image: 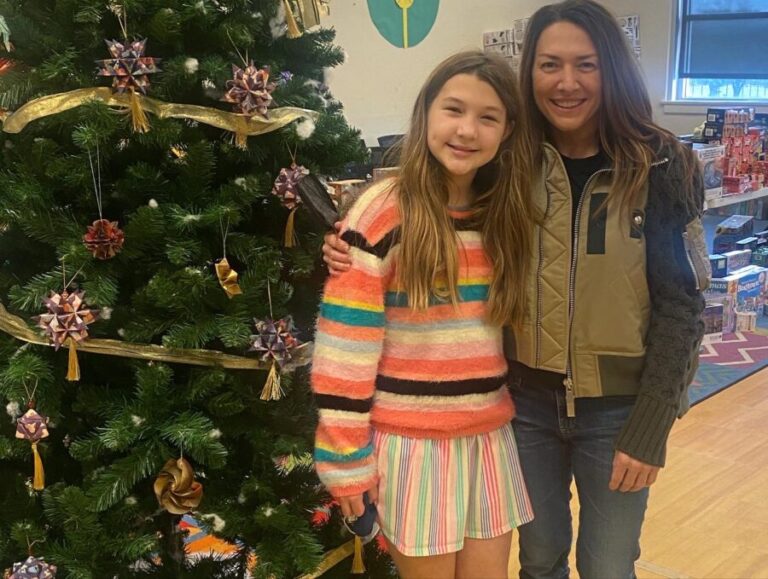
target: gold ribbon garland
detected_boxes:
[0,302,312,371]
[296,539,355,579]
[0,87,319,139]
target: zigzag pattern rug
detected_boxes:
[690,318,768,405]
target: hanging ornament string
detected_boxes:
[267,279,274,320]
[61,261,86,293]
[215,215,243,298]
[87,143,103,220]
[83,145,125,260]
[23,377,39,408]
[115,3,129,41]
[226,30,249,69]
[27,537,44,556]
[221,215,229,260]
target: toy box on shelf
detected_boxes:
[712,215,754,253]
[704,266,768,328]
[704,293,736,338]
[702,301,725,343]
[692,143,725,202]
[697,107,768,205]
[722,249,752,274]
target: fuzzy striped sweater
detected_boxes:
[312,180,514,497]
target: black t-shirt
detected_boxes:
[562,151,609,225]
[509,150,610,389]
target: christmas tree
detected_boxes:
[0,1,392,577]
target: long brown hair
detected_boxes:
[519,0,699,214]
[396,51,536,327]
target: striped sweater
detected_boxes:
[312,179,514,497]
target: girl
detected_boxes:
[323,2,709,577]
[312,51,535,578]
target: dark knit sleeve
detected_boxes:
[615,153,706,467]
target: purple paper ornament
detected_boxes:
[95,38,161,94]
[221,62,276,117]
[34,290,99,350]
[8,555,57,579]
[16,409,50,443]
[272,164,309,210]
[248,316,301,368]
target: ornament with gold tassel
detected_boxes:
[15,379,50,492]
[272,147,310,247]
[248,283,301,401]
[33,265,100,382]
[220,39,278,149]
[95,6,160,134]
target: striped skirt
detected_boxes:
[372,423,533,557]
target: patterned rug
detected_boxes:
[181,515,238,559]
[689,318,768,405]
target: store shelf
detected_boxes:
[705,187,768,210]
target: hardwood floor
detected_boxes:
[508,367,768,579]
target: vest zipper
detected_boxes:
[564,167,611,418]
[681,231,700,292]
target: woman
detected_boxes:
[323,2,708,577]
[506,2,707,578]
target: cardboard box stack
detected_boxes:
[699,108,768,201]
[705,216,768,336]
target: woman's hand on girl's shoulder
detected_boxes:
[323,221,353,275]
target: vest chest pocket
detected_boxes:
[682,217,711,291]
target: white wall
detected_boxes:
[324,0,767,145]
[324,0,545,145]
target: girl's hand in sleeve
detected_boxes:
[338,481,378,518]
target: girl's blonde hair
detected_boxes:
[394,50,536,327]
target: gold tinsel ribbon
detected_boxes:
[0,302,312,371]
[0,87,319,142]
[296,539,356,579]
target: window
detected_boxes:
[676,0,768,100]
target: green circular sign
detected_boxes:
[367,0,440,49]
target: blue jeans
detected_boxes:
[510,382,649,579]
